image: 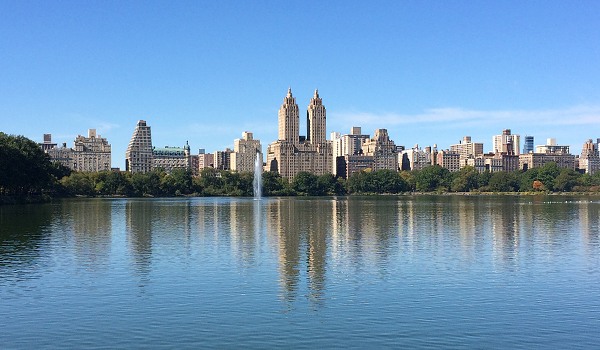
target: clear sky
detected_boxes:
[1,0,599,169]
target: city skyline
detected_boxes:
[1,1,599,169]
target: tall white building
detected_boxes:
[331,127,371,175]
[450,136,483,159]
[492,129,520,155]
[231,131,262,173]
[126,120,153,173]
[579,139,600,175]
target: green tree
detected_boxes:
[488,171,517,192]
[535,162,560,191]
[0,133,53,196]
[553,168,581,192]
[291,171,318,195]
[451,165,479,192]
[61,172,94,195]
[262,171,284,196]
[171,168,193,195]
[415,165,450,192]
[399,170,416,192]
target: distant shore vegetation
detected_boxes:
[3,133,600,203]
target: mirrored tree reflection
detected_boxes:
[0,203,53,282]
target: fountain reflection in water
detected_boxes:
[253,151,262,199]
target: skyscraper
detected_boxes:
[307,89,326,144]
[266,88,333,178]
[126,120,153,173]
[493,129,520,155]
[523,135,534,154]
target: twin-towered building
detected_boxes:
[265,88,333,178]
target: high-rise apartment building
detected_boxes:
[579,139,600,175]
[266,88,333,178]
[126,120,153,173]
[493,129,520,155]
[361,129,398,171]
[215,149,233,170]
[450,136,483,159]
[231,132,262,173]
[72,129,112,172]
[437,150,460,172]
[198,153,214,170]
[400,144,434,171]
[523,135,534,154]
[331,127,371,175]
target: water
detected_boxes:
[253,152,262,199]
[1,195,599,349]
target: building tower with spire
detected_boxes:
[307,89,326,144]
[266,88,333,179]
[279,88,299,144]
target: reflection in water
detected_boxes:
[3,195,600,312]
[61,199,113,270]
[2,196,600,349]
[0,203,53,282]
[126,199,154,287]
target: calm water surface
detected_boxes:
[1,196,599,349]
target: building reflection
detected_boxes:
[267,198,330,311]
[491,197,521,271]
[126,199,154,286]
[62,199,112,270]
[229,200,260,268]
[579,200,599,265]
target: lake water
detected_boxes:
[1,196,599,349]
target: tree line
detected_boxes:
[3,133,600,200]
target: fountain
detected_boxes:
[253,151,262,199]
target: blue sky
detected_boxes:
[1,0,599,169]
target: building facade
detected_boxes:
[71,129,112,172]
[493,129,520,155]
[265,88,333,179]
[126,120,153,173]
[579,139,600,175]
[336,155,375,179]
[46,142,72,168]
[361,129,398,171]
[43,130,111,172]
[400,145,434,171]
[535,138,570,154]
[198,153,214,170]
[214,149,233,170]
[437,150,460,172]
[450,136,483,159]
[153,145,188,174]
[519,153,576,171]
[523,135,534,154]
[231,131,262,173]
[331,127,371,175]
